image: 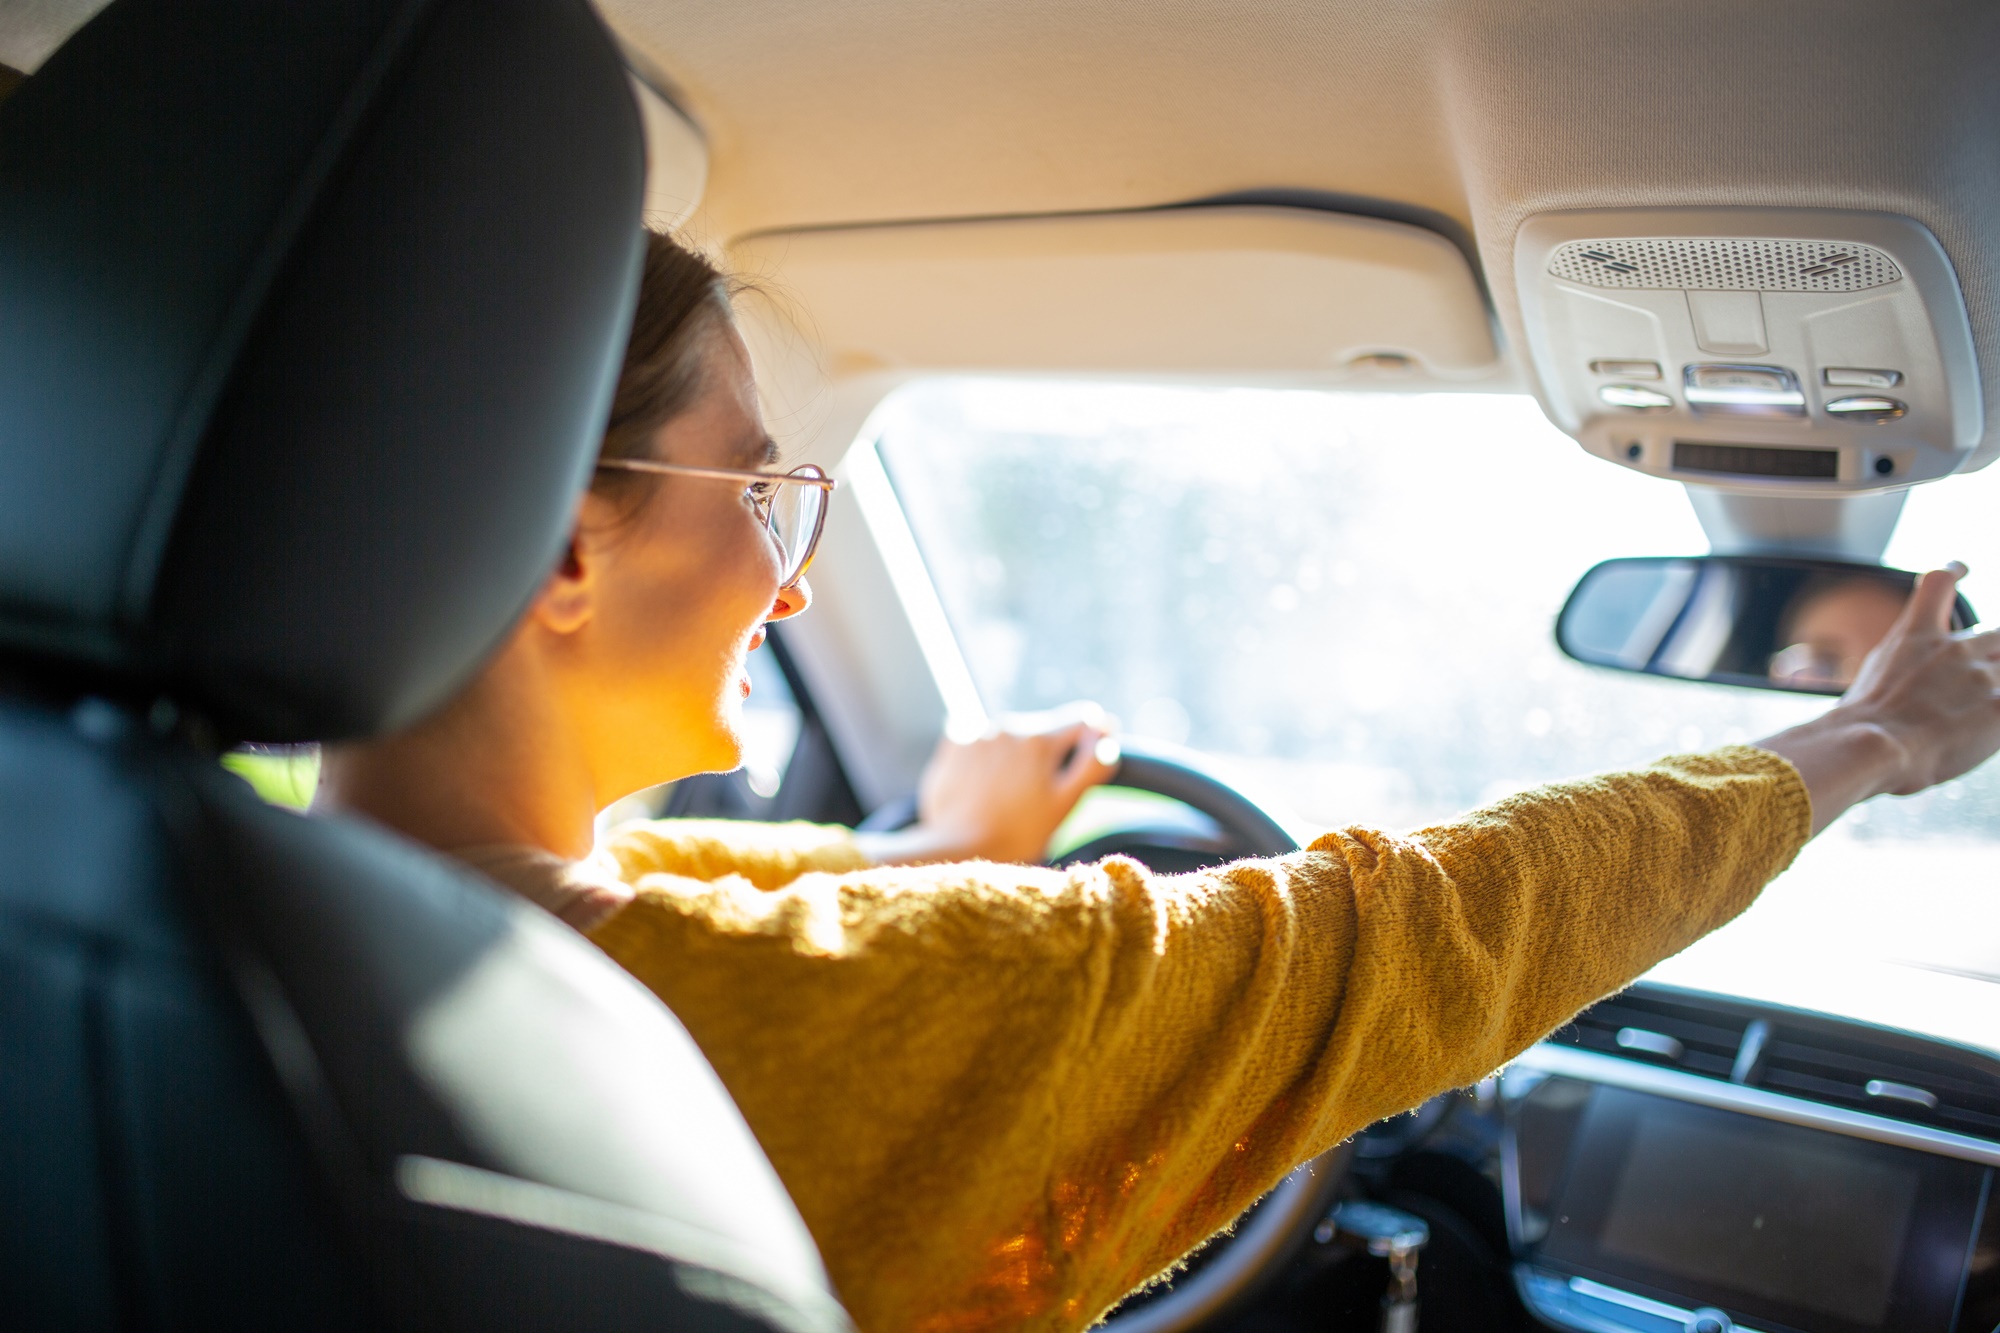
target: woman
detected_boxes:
[321,231,2000,1333]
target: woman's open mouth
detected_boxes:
[740,627,769,700]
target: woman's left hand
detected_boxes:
[857,704,1120,865]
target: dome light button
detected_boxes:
[1600,384,1674,410]
[1823,366,1903,389]
[1826,395,1907,421]
[1684,364,1806,417]
[1590,359,1662,379]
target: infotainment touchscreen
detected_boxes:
[1596,1111,1918,1323]
[1534,1088,1989,1333]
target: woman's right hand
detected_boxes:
[855,704,1120,866]
[1839,562,2000,793]
[1758,562,2000,834]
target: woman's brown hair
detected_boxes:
[595,229,735,481]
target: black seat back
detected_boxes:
[0,2,848,1328]
[0,699,374,1328]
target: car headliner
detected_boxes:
[593,2,2000,400]
[11,0,2000,421]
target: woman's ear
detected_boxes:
[530,500,609,636]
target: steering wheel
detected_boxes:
[1048,741,1296,870]
[1075,742,1350,1332]
[857,740,1352,1332]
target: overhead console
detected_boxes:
[1515,209,1982,496]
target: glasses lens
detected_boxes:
[770,477,826,586]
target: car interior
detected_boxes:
[7,2,2000,1332]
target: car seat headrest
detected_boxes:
[0,0,645,742]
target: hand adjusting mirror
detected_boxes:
[1557,556,1976,695]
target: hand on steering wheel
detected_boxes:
[855,703,1119,865]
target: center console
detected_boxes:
[1502,992,2000,1333]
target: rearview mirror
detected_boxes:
[1557,556,1978,695]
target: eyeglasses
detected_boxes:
[593,458,835,588]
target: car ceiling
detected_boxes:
[603,0,2000,400]
[13,1,2000,416]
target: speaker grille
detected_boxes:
[1548,238,1901,292]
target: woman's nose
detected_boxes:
[767,576,812,622]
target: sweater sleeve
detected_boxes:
[586,747,1809,1333]
[601,817,872,889]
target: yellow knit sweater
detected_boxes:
[583,746,1809,1333]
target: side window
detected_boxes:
[737,644,802,801]
[223,747,319,808]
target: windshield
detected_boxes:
[874,381,2000,1009]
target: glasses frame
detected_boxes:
[593,458,835,587]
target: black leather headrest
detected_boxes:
[0,0,645,741]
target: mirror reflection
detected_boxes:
[1557,556,1977,695]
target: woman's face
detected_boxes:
[563,322,808,801]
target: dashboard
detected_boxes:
[1509,987,2000,1333]
[1116,975,2000,1333]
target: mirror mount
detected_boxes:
[1685,487,1907,564]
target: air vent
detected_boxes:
[1547,238,1902,292]
[1755,1031,2000,1137]
[1551,993,1748,1080]
[1563,987,2000,1139]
